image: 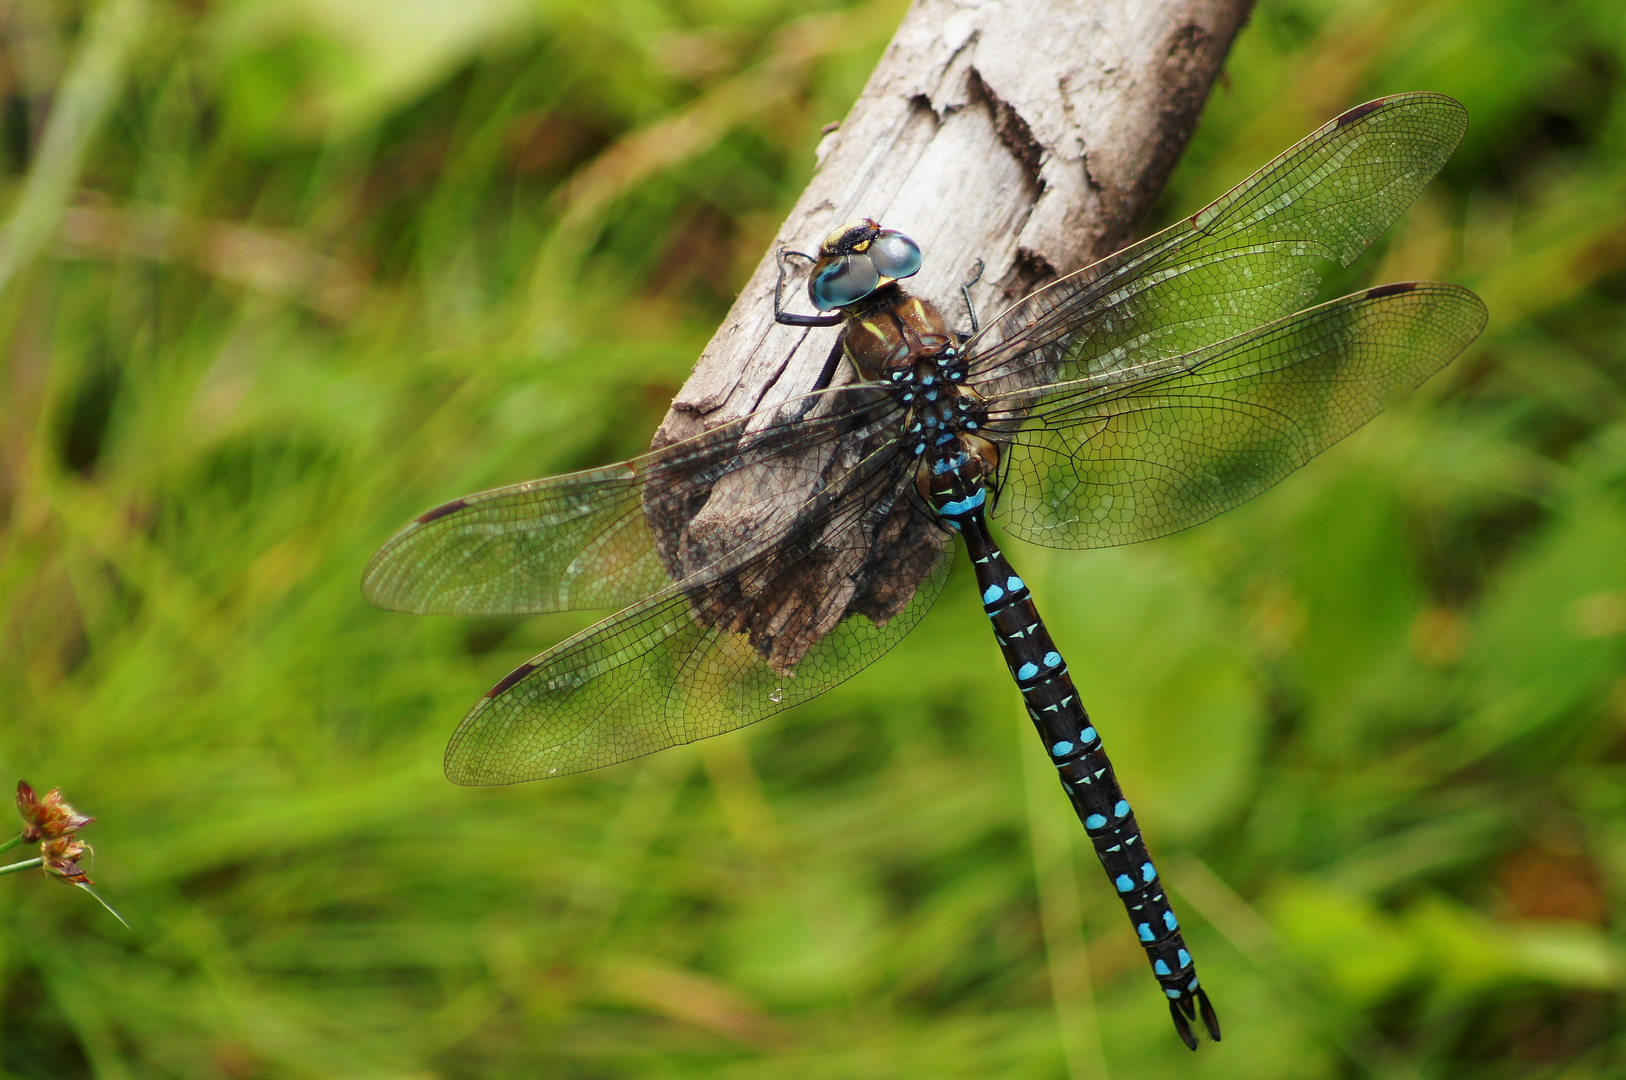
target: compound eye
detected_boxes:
[868,230,922,280]
[809,254,880,310]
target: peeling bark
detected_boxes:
[648,0,1255,664]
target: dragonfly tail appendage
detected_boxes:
[1170,985,1223,1050]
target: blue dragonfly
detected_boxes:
[365,93,1486,1047]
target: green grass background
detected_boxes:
[3,0,1625,1075]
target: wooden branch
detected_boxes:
[655,0,1256,445]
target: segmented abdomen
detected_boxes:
[950,504,1217,1047]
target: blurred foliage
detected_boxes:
[1,0,1625,1075]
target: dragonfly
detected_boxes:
[364,92,1486,1048]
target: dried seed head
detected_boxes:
[15,781,95,844]
[41,836,93,885]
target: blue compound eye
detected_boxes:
[809,254,880,310]
[869,230,922,281]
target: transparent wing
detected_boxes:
[363,465,666,615]
[362,385,903,615]
[966,93,1468,395]
[445,460,956,784]
[984,282,1486,547]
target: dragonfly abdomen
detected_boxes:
[954,504,1221,1050]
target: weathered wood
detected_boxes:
[647,0,1255,666]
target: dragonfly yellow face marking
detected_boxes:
[820,218,881,256]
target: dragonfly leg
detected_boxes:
[959,258,985,336]
[807,338,846,396]
[774,248,843,328]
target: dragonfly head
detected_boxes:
[808,218,922,310]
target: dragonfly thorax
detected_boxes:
[839,291,958,380]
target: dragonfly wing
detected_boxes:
[362,385,900,615]
[363,465,667,615]
[986,282,1486,547]
[967,93,1468,393]
[445,481,956,784]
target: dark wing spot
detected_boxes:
[1365,281,1418,299]
[487,662,537,697]
[416,498,469,524]
[1334,98,1388,127]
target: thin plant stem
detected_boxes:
[76,884,132,930]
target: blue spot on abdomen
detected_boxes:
[939,489,986,516]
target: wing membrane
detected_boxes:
[986,282,1487,547]
[445,468,955,784]
[967,93,1468,395]
[363,465,665,615]
[363,385,902,615]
